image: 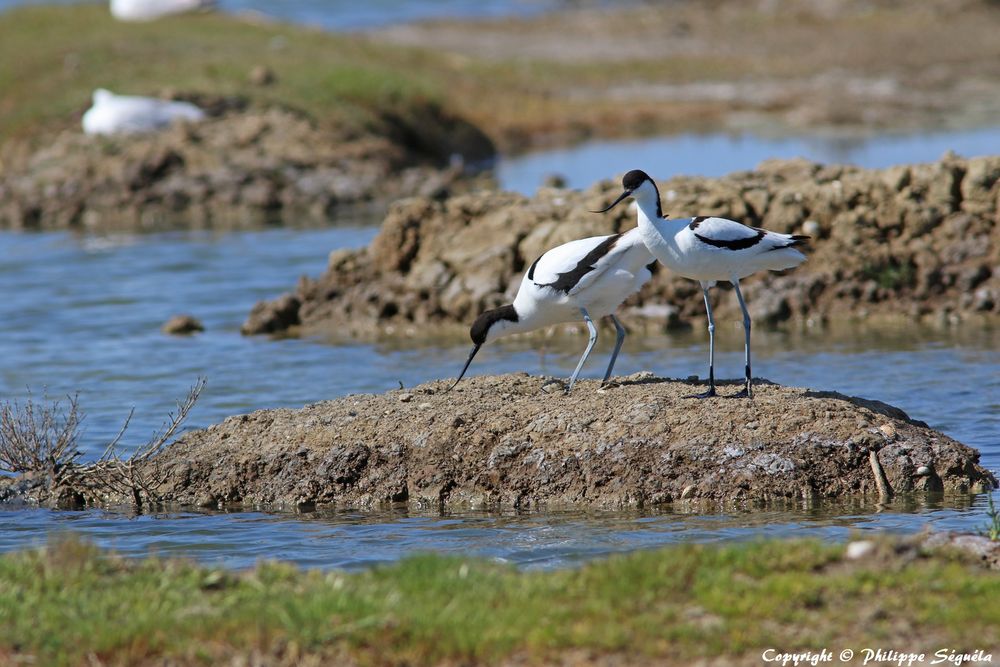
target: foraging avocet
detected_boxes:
[595,169,808,399]
[82,89,205,136]
[111,0,213,22]
[449,227,655,393]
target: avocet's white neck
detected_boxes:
[631,180,662,222]
[631,180,688,256]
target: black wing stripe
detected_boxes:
[769,234,811,251]
[526,255,542,281]
[538,233,621,294]
[694,229,766,251]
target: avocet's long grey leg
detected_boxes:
[567,307,598,393]
[601,314,627,386]
[730,278,753,399]
[687,281,717,399]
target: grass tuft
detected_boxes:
[983,494,1000,542]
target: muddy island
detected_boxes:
[14,374,986,510]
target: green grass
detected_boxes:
[4,2,1000,154]
[1,537,998,666]
[861,260,917,291]
[0,5,447,141]
[0,4,739,151]
[984,495,1000,541]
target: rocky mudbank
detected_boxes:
[10,374,989,510]
[244,155,1000,337]
[0,102,494,230]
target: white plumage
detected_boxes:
[82,89,205,136]
[449,226,654,392]
[110,0,213,22]
[597,169,809,398]
[636,214,807,282]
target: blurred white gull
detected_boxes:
[110,0,214,22]
[82,89,206,136]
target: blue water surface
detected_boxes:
[498,127,1000,195]
[1,222,997,569]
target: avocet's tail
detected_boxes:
[762,232,809,271]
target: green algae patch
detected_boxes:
[1,537,998,666]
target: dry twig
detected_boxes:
[86,377,206,508]
[1,379,205,508]
[0,391,82,484]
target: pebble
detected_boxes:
[418,402,433,410]
[845,540,876,560]
[399,393,414,403]
[542,173,567,188]
[680,484,696,499]
[915,465,932,476]
[161,314,204,335]
[540,380,566,394]
[802,219,821,237]
[879,423,897,440]
[249,65,276,86]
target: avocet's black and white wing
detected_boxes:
[684,216,807,253]
[527,227,650,296]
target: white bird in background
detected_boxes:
[82,89,206,136]
[110,0,214,22]
[449,227,655,393]
[595,169,809,399]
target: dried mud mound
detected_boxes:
[151,374,995,509]
[0,103,494,231]
[244,155,1000,337]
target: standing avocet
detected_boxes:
[449,227,654,393]
[595,169,808,399]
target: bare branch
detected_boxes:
[0,391,82,481]
[133,377,206,463]
[84,377,206,509]
[98,407,135,463]
[1,379,205,510]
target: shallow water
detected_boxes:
[498,126,1000,195]
[0,496,991,571]
[1,219,998,568]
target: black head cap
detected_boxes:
[470,304,519,345]
[622,169,652,192]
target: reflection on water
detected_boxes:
[497,126,1000,195]
[0,493,992,570]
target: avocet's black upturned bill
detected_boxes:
[595,169,809,399]
[448,228,654,392]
